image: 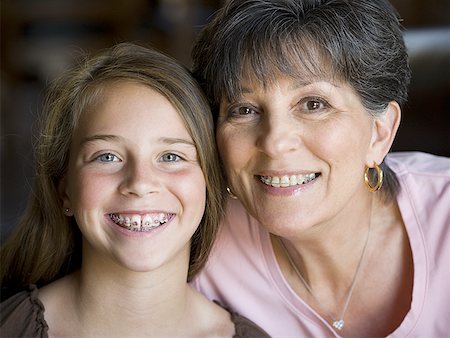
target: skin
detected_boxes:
[62,81,206,273]
[218,76,398,237]
[217,75,412,336]
[39,81,234,337]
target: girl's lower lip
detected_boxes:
[106,216,170,238]
[256,176,317,196]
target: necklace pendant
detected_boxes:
[333,319,345,330]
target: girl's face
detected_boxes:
[61,81,206,273]
[217,76,395,237]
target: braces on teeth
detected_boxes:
[260,173,319,187]
[109,213,168,231]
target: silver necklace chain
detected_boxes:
[278,222,371,331]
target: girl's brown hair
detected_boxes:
[1,43,224,294]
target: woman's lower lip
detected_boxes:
[256,176,317,196]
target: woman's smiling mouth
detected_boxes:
[259,173,320,188]
[108,213,174,232]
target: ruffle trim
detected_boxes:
[213,300,270,337]
[27,284,49,335]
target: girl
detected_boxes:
[0,43,268,337]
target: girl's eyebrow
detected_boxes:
[79,135,195,147]
[79,134,121,146]
[159,137,196,147]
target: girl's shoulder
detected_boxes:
[230,310,271,337]
[215,301,271,338]
[0,284,48,337]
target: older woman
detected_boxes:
[191,0,450,337]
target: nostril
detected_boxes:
[258,130,302,158]
[119,172,160,197]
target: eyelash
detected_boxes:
[95,153,184,163]
[160,153,182,162]
[95,153,120,163]
[225,104,259,121]
[226,96,331,119]
[297,96,331,113]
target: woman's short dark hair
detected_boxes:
[192,0,411,202]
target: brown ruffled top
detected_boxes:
[0,285,270,337]
[0,285,48,337]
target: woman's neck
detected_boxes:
[272,190,411,336]
[274,190,375,296]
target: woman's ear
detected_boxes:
[367,101,401,165]
[58,176,73,216]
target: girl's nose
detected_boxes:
[119,161,160,197]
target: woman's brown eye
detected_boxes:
[228,105,256,118]
[306,100,321,110]
[238,107,253,115]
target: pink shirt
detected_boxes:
[192,152,450,337]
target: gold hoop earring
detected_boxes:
[364,163,383,192]
[226,187,238,199]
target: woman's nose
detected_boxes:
[119,161,160,197]
[257,115,302,158]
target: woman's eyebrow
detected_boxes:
[239,80,333,94]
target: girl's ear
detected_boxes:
[58,176,73,216]
[366,101,401,165]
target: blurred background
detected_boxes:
[1,0,450,242]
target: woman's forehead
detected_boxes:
[231,42,338,84]
[224,63,340,101]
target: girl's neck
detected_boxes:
[41,247,198,337]
[78,249,192,333]
[76,274,193,337]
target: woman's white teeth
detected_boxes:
[260,173,319,187]
[109,213,168,231]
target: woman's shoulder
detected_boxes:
[201,197,268,273]
[0,284,48,337]
[388,152,450,243]
[387,151,450,199]
[222,197,265,239]
[387,151,450,176]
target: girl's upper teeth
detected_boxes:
[260,173,318,187]
[109,213,169,231]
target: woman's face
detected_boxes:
[217,76,385,236]
[61,81,206,273]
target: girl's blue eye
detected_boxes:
[161,153,181,162]
[96,153,119,162]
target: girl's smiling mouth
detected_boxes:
[108,212,174,232]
